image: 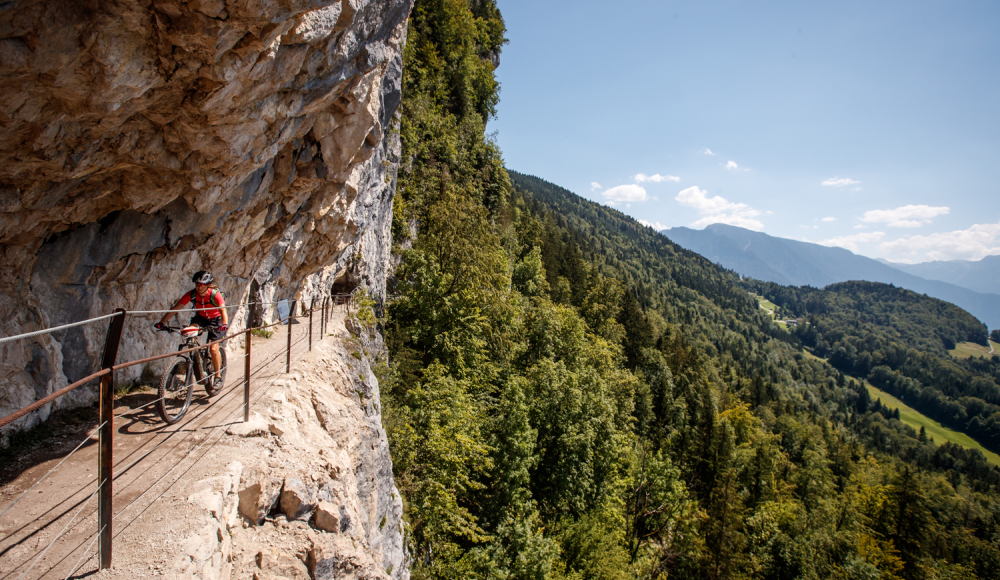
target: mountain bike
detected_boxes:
[155,325,228,424]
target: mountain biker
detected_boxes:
[154,271,228,389]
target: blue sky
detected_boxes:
[488,0,1000,263]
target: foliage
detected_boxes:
[743,279,1000,455]
[386,2,1000,579]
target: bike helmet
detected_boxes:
[192,270,214,285]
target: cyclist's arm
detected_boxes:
[159,295,190,326]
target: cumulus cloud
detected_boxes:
[634,173,680,183]
[878,221,1000,261]
[821,217,836,222]
[602,184,647,205]
[638,219,669,230]
[591,182,602,191]
[822,177,861,187]
[818,231,886,253]
[726,160,739,170]
[704,148,715,156]
[860,205,950,228]
[675,186,764,230]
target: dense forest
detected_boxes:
[381,1,1000,578]
[743,280,1000,455]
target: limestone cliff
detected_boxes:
[0,0,410,427]
[0,0,411,577]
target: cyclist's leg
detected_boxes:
[209,342,221,375]
[200,316,225,376]
[190,315,218,374]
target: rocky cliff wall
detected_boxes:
[0,0,412,429]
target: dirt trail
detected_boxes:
[0,306,346,579]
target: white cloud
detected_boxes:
[822,177,861,187]
[634,173,680,183]
[878,221,1000,261]
[860,205,950,228]
[675,186,764,230]
[821,217,836,222]
[638,219,669,230]
[591,182,602,191]
[854,224,866,229]
[602,184,647,205]
[704,148,715,155]
[818,231,886,253]
[726,160,739,170]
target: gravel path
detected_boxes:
[0,307,345,580]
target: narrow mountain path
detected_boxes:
[0,308,345,579]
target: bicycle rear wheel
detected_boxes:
[204,347,227,396]
[158,358,194,424]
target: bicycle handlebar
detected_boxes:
[156,325,204,335]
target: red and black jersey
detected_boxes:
[178,288,225,319]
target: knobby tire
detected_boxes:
[157,357,193,424]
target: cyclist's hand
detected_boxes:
[219,323,228,333]
[154,322,165,331]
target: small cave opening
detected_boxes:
[330,269,357,306]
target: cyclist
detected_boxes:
[155,271,228,389]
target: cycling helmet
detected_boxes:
[192,270,214,285]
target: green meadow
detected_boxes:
[948,340,999,360]
[865,383,1000,466]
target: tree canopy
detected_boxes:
[383,2,1000,579]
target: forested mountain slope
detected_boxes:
[664,223,1000,329]
[745,279,1000,456]
[383,2,1000,578]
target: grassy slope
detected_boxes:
[866,383,1000,466]
[949,340,1000,359]
[753,295,785,327]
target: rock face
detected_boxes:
[0,0,412,429]
[0,1,412,577]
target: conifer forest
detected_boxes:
[382,1,1000,578]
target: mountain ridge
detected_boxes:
[887,255,1000,295]
[663,223,1000,328]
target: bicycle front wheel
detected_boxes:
[158,358,194,424]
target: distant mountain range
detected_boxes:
[662,223,1000,329]
[882,256,1000,296]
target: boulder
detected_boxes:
[280,477,317,521]
[313,501,342,533]
[308,536,389,580]
[238,475,282,526]
[256,548,310,579]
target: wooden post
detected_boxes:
[244,328,251,422]
[309,298,314,352]
[99,308,126,570]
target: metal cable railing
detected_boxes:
[0,421,107,521]
[0,313,122,345]
[0,291,354,576]
[0,295,352,344]
[13,477,107,580]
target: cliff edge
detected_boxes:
[0,0,412,577]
